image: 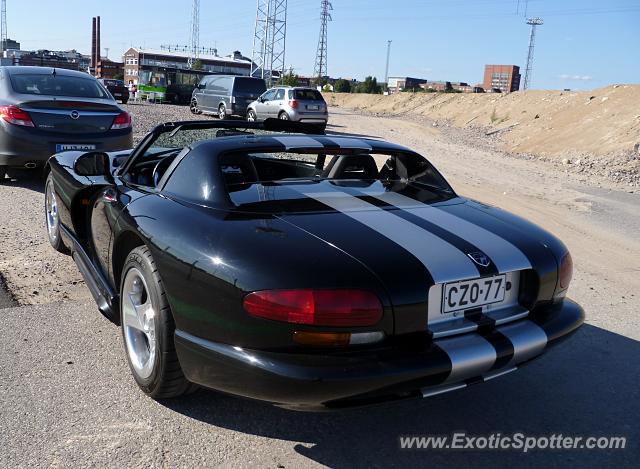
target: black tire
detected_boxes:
[121,99,128,105]
[0,165,6,182]
[190,98,201,115]
[120,246,196,399]
[278,111,290,121]
[218,104,226,120]
[44,173,70,254]
[246,109,257,122]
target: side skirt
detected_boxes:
[60,224,119,323]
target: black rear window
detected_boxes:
[233,77,267,95]
[103,79,125,87]
[10,74,109,98]
[293,89,324,101]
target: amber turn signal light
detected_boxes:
[292,331,351,347]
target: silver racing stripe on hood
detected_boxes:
[296,189,480,283]
[360,189,532,273]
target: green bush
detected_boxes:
[279,71,300,87]
[355,76,381,94]
[334,79,352,93]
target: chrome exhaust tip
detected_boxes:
[24,162,37,169]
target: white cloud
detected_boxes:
[559,74,593,81]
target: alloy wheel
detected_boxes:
[45,179,59,244]
[122,267,157,380]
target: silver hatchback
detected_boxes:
[247,87,328,131]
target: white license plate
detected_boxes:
[307,105,320,110]
[55,144,97,152]
[113,93,122,97]
[442,275,506,313]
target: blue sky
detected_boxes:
[9,0,640,89]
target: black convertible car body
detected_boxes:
[44,119,584,410]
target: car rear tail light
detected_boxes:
[288,99,299,109]
[243,289,383,326]
[0,105,35,127]
[110,111,132,130]
[559,252,573,290]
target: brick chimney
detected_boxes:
[91,17,97,69]
[96,16,101,68]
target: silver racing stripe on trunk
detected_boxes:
[360,190,532,273]
[272,136,325,150]
[323,137,373,150]
[435,333,497,383]
[299,190,479,283]
[497,320,548,366]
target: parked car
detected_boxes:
[0,66,133,180]
[190,75,267,119]
[247,86,328,131]
[43,119,583,410]
[98,78,129,104]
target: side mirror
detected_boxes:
[74,152,112,180]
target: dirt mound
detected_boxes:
[326,86,640,160]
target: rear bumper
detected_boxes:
[289,110,328,125]
[175,299,584,410]
[0,123,133,168]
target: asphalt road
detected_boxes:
[1,300,638,468]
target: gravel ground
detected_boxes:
[125,102,197,144]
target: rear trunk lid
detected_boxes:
[228,180,556,335]
[18,98,121,134]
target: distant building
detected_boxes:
[2,38,20,50]
[387,76,428,93]
[96,58,124,79]
[483,65,520,93]
[122,47,252,87]
[12,50,84,71]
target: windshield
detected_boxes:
[236,151,452,191]
[10,74,109,98]
[139,70,167,87]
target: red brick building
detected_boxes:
[96,59,124,79]
[483,65,521,92]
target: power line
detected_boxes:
[313,0,332,80]
[251,0,288,86]
[523,17,543,90]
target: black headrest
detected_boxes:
[322,155,379,180]
[219,153,259,189]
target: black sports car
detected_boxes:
[44,119,584,410]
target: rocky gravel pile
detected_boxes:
[344,107,639,192]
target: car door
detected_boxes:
[255,89,276,120]
[195,77,209,110]
[271,88,286,118]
